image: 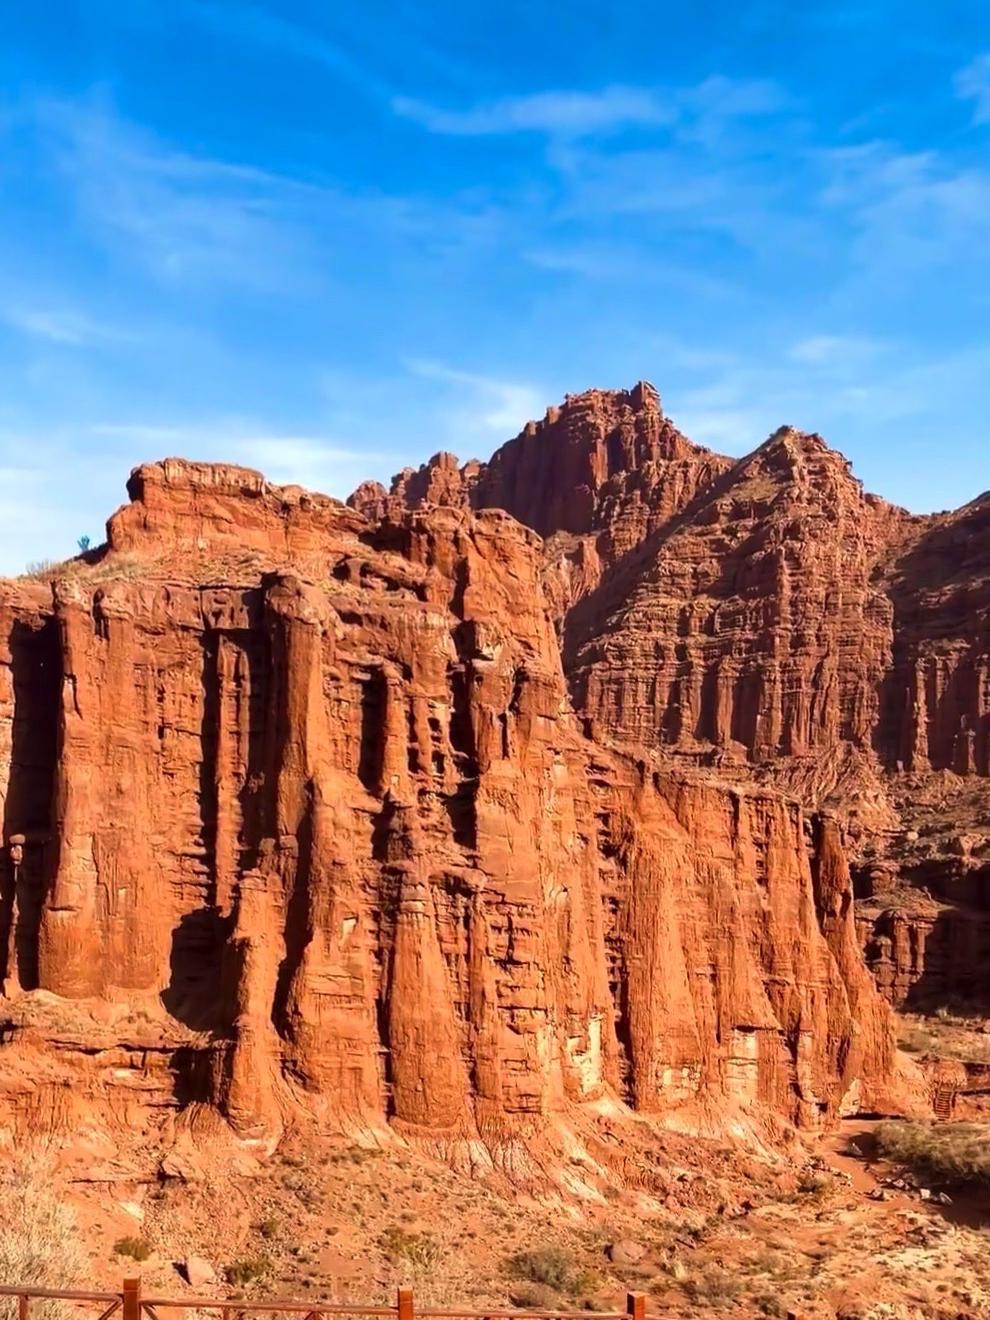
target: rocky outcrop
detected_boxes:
[852,779,990,1007]
[878,493,990,777]
[361,386,990,798]
[360,382,990,1014]
[566,429,910,775]
[0,456,903,1162]
[349,383,732,612]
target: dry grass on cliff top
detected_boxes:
[18,546,286,589]
[20,551,149,584]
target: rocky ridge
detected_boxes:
[353,382,990,1013]
[0,443,907,1176]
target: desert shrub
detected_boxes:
[22,560,66,580]
[20,552,143,585]
[681,1264,743,1307]
[875,1119,990,1186]
[896,1009,990,1062]
[113,1237,152,1261]
[0,1153,87,1320]
[753,1296,785,1318]
[327,1146,379,1165]
[898,1024,936,1054]
[224,1257,272,1285]
[507,1282,560,1309]
[797,1171,831,1197]
[506,1247,600,1298]
[379,1227,443,1271]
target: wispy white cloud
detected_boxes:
[404,359,544,439]
[955,52,990,125]
[505,78,807,262]
[395,74,788,143]
[0,432,121,572]
[182,1,397,103]
[393,86,675,138]
[556,142,759,221]
[524,242,738,300]
[788,334,886,365]
[819,140,990,275]
[659,334,887,457]
[29,96,322,290]
[683,75,785,118]
[89,421,374,494]
[674,404,768,454]
[3,306,131,346]
[21,93,512,295]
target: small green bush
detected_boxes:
[378,1227,443,1270]
[505,1247,600,1298]
[113,1237,152,1262]
[224,1257,272,1285]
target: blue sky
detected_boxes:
[2,2,990,571]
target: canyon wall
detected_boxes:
[362,383,990,1011]
[0,457,902,1164]
[362,384,990,795]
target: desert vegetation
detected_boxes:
[874,1119,990,1186]
[896,1006,990,1062]
[504,1246,602,1302]
[223,1258,274,1286]
[19,551,148,584]
[0,1155,86,1320]
[113,1236,153,1262]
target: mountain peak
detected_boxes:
[350,382,729,545]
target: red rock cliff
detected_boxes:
[357,383,990,1012]
[350,383,732,613]
[0,457,901,1162]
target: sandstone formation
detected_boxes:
[0,450,905,1168]
[350,382,732,617]
[357,382,990,1013]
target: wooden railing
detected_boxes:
[0,1282,652,1320]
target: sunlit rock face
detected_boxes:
[0,435,908,1158]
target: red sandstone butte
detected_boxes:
[0,435,913,1166]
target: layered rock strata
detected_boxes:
[362,383,990,1011]
[0,457,900,1159]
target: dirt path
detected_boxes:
[821,1115,990,1230]
[819,1119,885,1195]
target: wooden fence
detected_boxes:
[0,1282,653,1320]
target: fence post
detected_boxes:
[397,1288,414,1320]
[18,1296,29,1320]
[627,1293,645,1320]
[122,1278,141,1320]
